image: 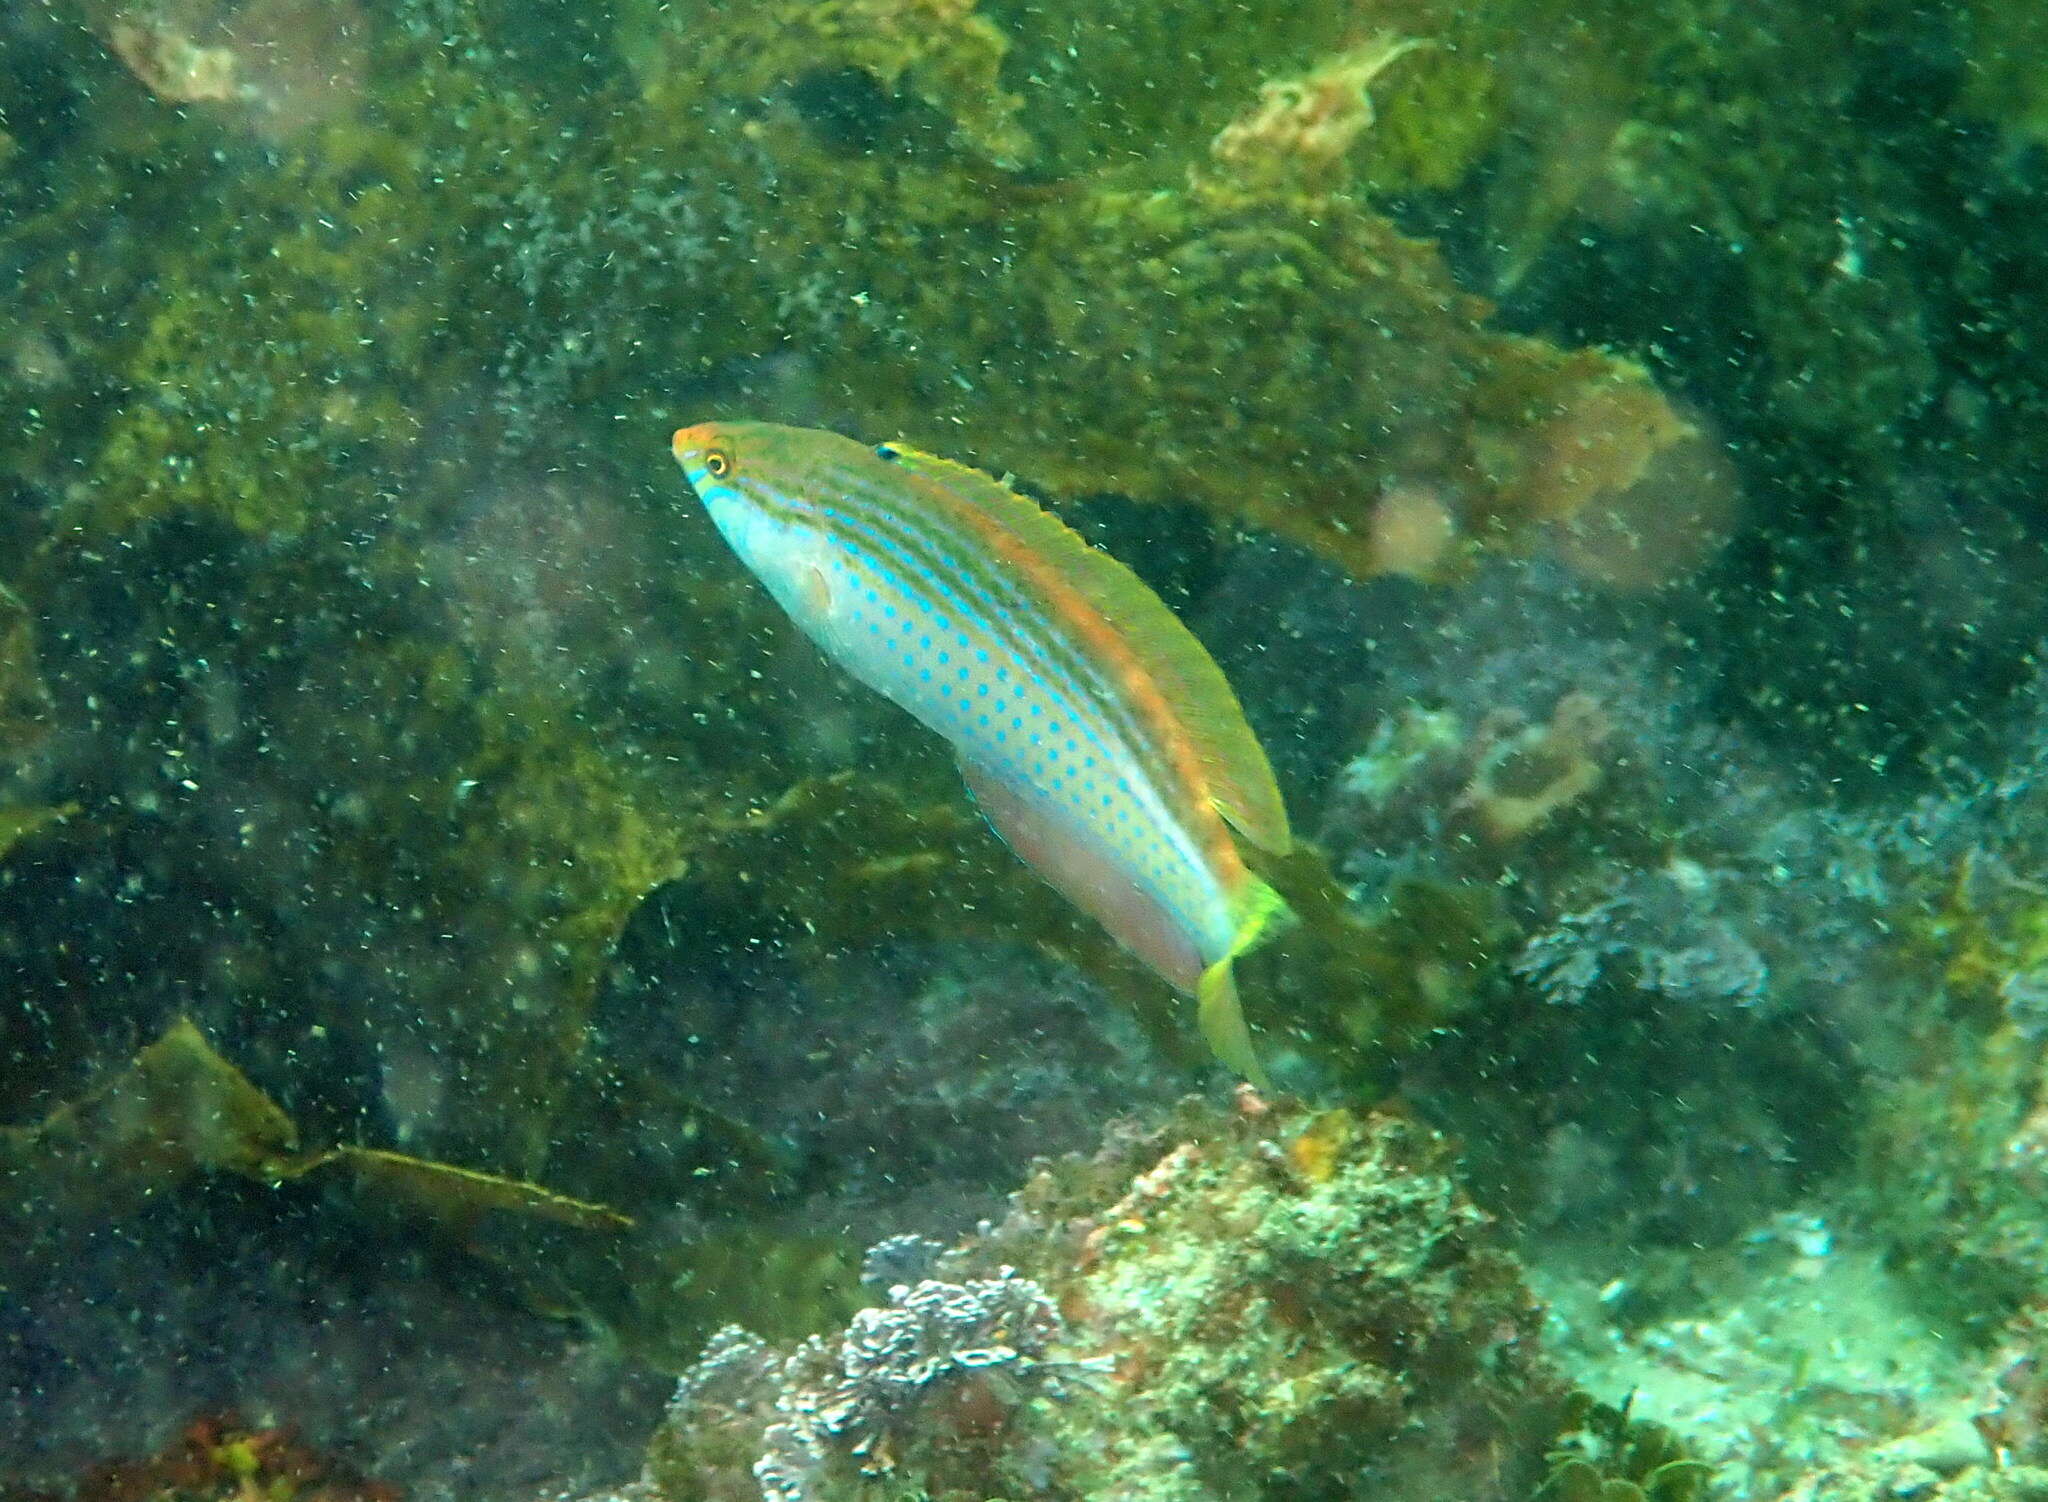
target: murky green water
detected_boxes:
[4,3,2047,1499]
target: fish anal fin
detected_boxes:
[956,753,1203,993]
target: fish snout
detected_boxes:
[672,424,710,465]
[671,423,734,496]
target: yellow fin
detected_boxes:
[879,442,1293,854]
[1198,959,1271,1088]
[1194,874,1287,1086]
[1235,872,1290,954]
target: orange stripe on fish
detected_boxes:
[671,420,1293,1084]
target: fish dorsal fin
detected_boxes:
[878,442,1293,854]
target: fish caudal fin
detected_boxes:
[1196,875,1288,1087]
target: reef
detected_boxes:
[642,1094,1571,1502]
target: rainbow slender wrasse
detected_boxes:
[671,420,1291,1085]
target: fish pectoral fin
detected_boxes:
[1197,958,1270,1089]
[798,563,833,618]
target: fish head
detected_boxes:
[672,420,840,627]
[672,419,754,519]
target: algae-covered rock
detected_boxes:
[647,1096,1572,1502]
[39,1411,402,1502]
[1962,0,2048,144]
[4,0,1704,1205]
[630,0,1028,167]
[1859,845,2048,1329]
[0,1016,300,1221]
[0,582,53,762]
[65,0,1691,579]
[0,1014,633,1241]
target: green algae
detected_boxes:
[2,0,1704,1210]
[0,1016,301,1220]
[55,0,1691,576]
[2,0,1683,1355]
[628,0,1028,167]
[1534,1394,1712,1502]
[1858,850,2048,1331]
[1963,0,2048,144]
[0,583,52,755]
[5,0,2047,1431]
[0,801,73,861]
[0,1016,631,1242]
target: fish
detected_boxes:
[671,420,1292,1085]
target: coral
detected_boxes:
[644,1095,1573,1502]
[1453,691,1613,845]
[652,1276,1092,1502]
[1307,555,1897,1251]
[1514,858,1769,1010]
[663,1273,1088,1502]
[857,1234,949,1292]
[757,1272,1076,1492]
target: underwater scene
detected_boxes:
[4,0,2048,1499]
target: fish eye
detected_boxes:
[705,449,732,478]
[875,443,900,463]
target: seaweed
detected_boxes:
[0,1016,630,1240]
[1534,1393,1713,1502]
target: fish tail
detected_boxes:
[1196,876,1289,1087]
[1234,873,1289,955]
